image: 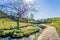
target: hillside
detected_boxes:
[40,17,60,37]
[40,17,60,23]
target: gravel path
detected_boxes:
[38,24,60,40]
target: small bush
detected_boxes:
[11,30,24,38]
[38,24,46,29]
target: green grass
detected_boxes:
[38,24,46,29]
[0,18,39,38]
[0,10,39,38]
[0,18,30,29]
[12,26,38,37]
[0,26,38,38]
[49,20,60,37]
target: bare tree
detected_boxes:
[2,0,36,30]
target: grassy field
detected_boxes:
[0,18,33,29]
[0,18,39,37]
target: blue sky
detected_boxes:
[34,0,60,20]
[0,0,60,20]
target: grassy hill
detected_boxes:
[0,10,39,38]
[40,17,60,23]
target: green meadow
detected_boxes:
[0,18,39,38]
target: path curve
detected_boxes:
[38,24,60,40]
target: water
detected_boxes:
[8,36,12,40]
[0,25,42,40]
[2,37,8,40]
[1,34,36,40]
[1,33,38,40]
[34,25,42,31]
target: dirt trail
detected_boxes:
[37,24,60,40]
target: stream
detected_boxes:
[0,25,42,40]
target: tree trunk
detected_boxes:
[17,17,20,30]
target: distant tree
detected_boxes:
[3,0,36,30]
